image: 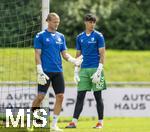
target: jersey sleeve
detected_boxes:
[97,33,105,48]
[76,36,81,50]
[60,35,67,52]
[34,33,42,49]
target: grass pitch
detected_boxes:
[59,117,150,132]
[0,117,150,132]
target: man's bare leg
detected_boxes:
[51,93,64,132]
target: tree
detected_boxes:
[105,0,150,49]
[51,0,150,50]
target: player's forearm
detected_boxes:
[61,51,71,61]
[75,50,81,58]
[35,49,42,65]
[100,53,105,64]
[61,50,76,61]
[99,48,105,65]
[35,56,41,65]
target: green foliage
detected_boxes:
[0,0,41,47]
[51,0,118,48]
[0,0,149,49]
[51,0,150,50]
[105,0,150,50]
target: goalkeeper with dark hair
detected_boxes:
[66,13,106,129]
[29,12,82,132]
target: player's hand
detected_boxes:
[75,55,83,66]
[37,73,49,85]
[37,64,49,85]
[74,66,80,84]
[91,63,103,84]
[68,55,83,66]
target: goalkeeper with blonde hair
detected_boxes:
[29,12,82,132]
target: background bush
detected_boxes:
[0,0,149,50]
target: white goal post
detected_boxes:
[0,0,51,122]
[42,0,50,30]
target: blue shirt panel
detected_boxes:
[34,29,67,72]
[76,30,105,68]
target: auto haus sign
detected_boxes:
[0,86,150,117]
[0,93,36,108]
[114,93,150,110]
[0,86,36,114]
[103,88,150,117]
[46,87,150,117]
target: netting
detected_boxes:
[0,0,42,81]
[0,0,46,128]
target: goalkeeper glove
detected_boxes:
[91,63,103,84]
[37,64,49,85]
[74,66,80,84]
[68,55,83,66]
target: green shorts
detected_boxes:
[77,68,107,92]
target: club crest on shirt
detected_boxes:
[56,37,63,44]
[46,38,50,42]
[88,37,96,43]
[91,37,95,41]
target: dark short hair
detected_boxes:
[84,14,96,22]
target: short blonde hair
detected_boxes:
[46,12,60,21]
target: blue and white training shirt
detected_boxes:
[76,30,105,68]
[34,29,67,72]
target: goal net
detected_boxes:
[0,0,50,129]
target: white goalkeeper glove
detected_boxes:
[37,64,49,85]
[68,55,83,66]
[74,66,80,84]
[91,63,103,84]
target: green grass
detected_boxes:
[0,48,36,82]
[59,117,150,132]
[1,117,150,132]
[105,50,150,82]
[0,48,150,82]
